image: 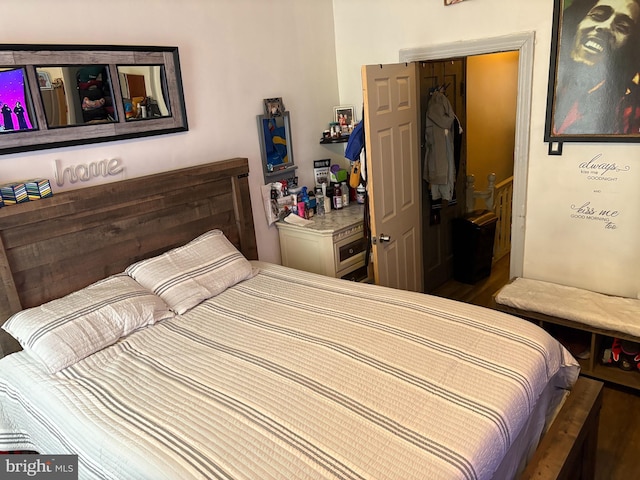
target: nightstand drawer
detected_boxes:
[338,237,367,262]
[334,232,367,273]
[340,264,370,282]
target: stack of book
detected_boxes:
[25,179,53,200]
[0,182,29,205]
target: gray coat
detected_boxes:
[423,92,455,192]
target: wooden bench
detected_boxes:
[494,278,640,391]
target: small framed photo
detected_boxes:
[333,105,356,128]
[264,97,284,118]
[37,71,52,90]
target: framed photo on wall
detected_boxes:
[333,105,355,128]
[37,71,52,90]
[545,0,640,143]
[263,97,284,118]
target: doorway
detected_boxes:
[400,32,534,282]
[420,52,518,292]
[419,59,468,292]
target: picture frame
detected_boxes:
[263,97,284,118]
[256,110,297,184]
[545,0,640,143]
[333,105,356,128]
[37,70,52,90]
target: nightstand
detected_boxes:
[276,204,370,281]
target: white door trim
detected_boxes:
[399,31,534,279]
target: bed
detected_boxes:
[0,158,602,479]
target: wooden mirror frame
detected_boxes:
[0,44,188,155]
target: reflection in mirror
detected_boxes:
[0,67,38,133]
[118,65,170,121]
[36,65,117,128]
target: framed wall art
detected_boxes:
[333,105,355,128]
[257,110,297,184]
[263,97,284,118]
[37,70,52,90]
[545,0,640,145]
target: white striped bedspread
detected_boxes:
[0,261,579,480]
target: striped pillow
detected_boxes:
[125,230,256,314]
[2,274,174,373]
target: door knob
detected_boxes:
[373,234,391,244]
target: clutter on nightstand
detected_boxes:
[263,177,324,226]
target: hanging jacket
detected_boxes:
[345,120,364,161]
[423,91,455,200]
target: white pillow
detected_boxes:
[2,274,174,373]
[125,229,256,314]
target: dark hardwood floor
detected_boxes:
[430,255,640,479]
[429,252,512,308]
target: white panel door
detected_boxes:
[362,63,423,292]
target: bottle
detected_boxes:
[300,186,310,218]
[341,181,349,207]
[316,193,325,216]
[297,201,306,217]
[307,190,316,218]
[322,182,331,212]
[333,183,343,210]
[356,184,365,204]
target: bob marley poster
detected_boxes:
[545,0,640,141]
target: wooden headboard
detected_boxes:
[0,157,257,356]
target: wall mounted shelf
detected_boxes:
[319,136,349,144]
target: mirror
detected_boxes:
[0,67,38,133]
[257,111,297,184]
[118,65,171,121]
[36,65,117,127]
[0,44,188,155]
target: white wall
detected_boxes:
[467,52,517,194]
[0,0,346,264]
[333,0,640,299]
